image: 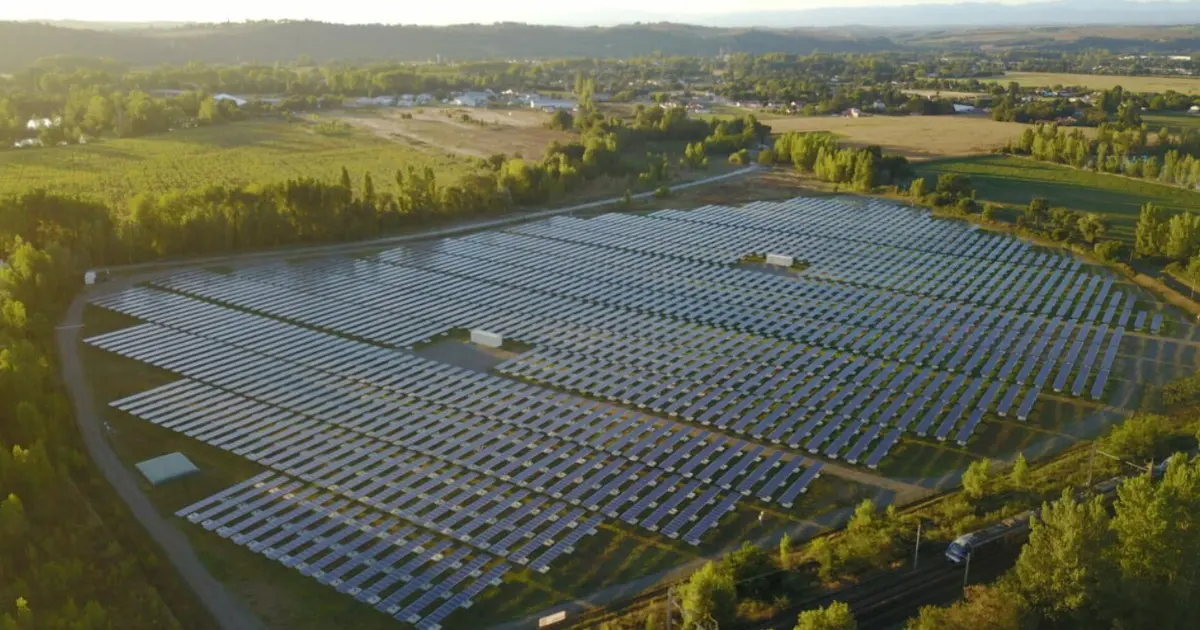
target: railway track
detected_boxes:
[567,547,1019,630]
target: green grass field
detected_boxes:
[916,155,1200,242]
[1144,113,1200,134]
[0,120,477,207]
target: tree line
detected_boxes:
[765,132,913,192]
[1003,122,1200,192]
[3,112,740,267]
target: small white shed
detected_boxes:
[765,253,795,268]
[84,270,97,285]
[470,329,503,348]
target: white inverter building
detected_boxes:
[765,253,794,268]
[470,329,503,348]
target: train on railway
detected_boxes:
[945,456,1178,563]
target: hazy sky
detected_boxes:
[3,0,1054,25]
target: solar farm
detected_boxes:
[83,196,1167,629]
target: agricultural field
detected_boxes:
[338,107,575,160]
[916,155,1200,242]
[0,119,478,206]
[759,115,1036,160]
[74,192,1189,629]
[1144,112,1200,134]
[977,71,1200,94]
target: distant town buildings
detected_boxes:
[451,91,494,107]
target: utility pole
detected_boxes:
[666,588,672,630]
[913,520,923,570]
[963,551,972,591]
[1086,441,1097,487]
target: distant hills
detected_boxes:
[693,0,1200,28]
[0,22,896,70]
[1,12,1198,71]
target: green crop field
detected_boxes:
[1144,113,1200,134]
[0,120,477,207]
[976,72,1200,95]
[916,155,1200,242]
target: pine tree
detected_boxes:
[362,172,375,204]
[1010,453,1029,489]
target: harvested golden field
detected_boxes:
[763,115,1043,160]
[981,72,1200,94]
[339,107,576,159]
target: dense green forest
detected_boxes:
[0,208,216,628]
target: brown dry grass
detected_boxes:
[981,72,1200,95]
[337,108,575,159]
[763,114,1046,160]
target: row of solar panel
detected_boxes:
[90,290,823,520]
[175,471,516,630]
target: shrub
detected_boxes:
[1094,240,1124,262]
[654,185,671,199]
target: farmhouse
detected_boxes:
[953,103,977,114]
[1190,105,1200,115]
